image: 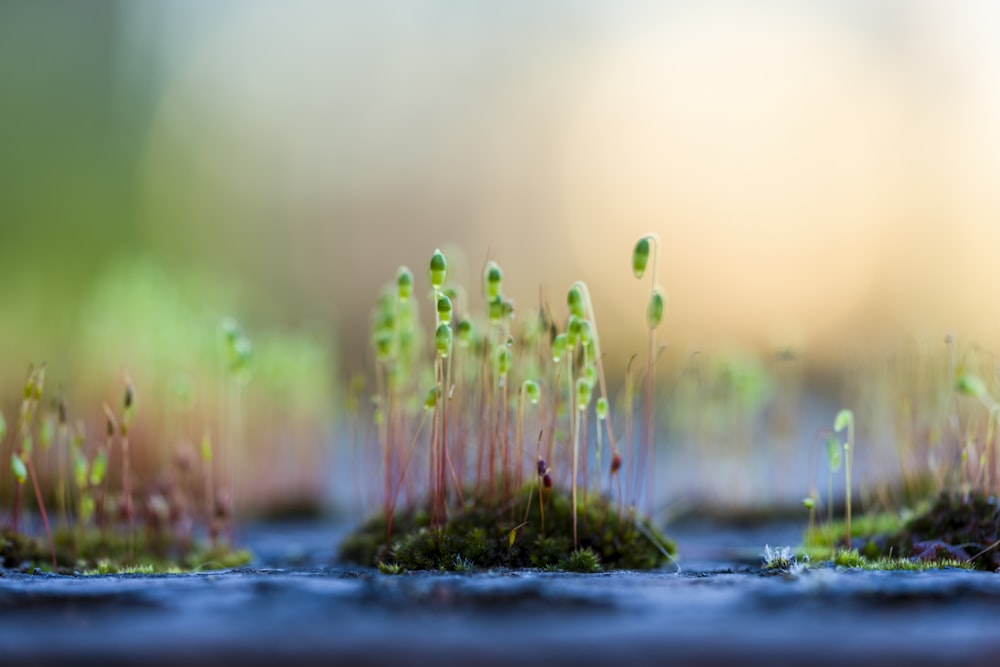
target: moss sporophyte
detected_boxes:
[341,242,676,572]
[802,373,1000,570]
[1,324,254,573]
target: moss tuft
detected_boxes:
[1,527,250,574]
[560,547,601,573]
[340,485,675,572]
[881,492,1000,571]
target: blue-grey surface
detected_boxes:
[1,522,999,667]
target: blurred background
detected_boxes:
[3,0,1000,519]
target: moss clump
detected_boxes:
[878,492,1000,571]
[560,547,602,573]
[802,493,998,571]
[831,547,971,571]
[340,486,675,572]
[1,527,251,574]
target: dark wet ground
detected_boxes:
[2,521,999,667]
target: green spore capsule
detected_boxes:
[435,323,452,358]
[74,449,89,489]
[825,434,842,471]
[495,346,512,377]
[633,236,651,279]
[374,330,394,361]
[956,374,987,398]
[576,377,592,410]
[436,293,453,324]
[596,396,609,420]
[424,385,438,410]
[234,336,253,371]
[397,266,414,302]
[485,261,503,300]
[567,285,585,319]
[584,364,598,388]
[552,334,568,363]
[220,317,240,343]
[89,450,107,487]
[523,380,540,404]
[578,319,593,346]
[834,408,854,433]
[567,316,582,348]
[11,453,27,484]
[456,319,473,347]
[488,296,504,324]
[429,249,447,290]
[646,289,664,329]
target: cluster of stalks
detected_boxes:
[848,336,1000,507]
[803,334,1000,557]
[365,238,665,550]
[0,320,252,570]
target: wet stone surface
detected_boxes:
[1,522,999,666]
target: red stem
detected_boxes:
[27,459,56,570]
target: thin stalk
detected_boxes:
[844,418,855,548]
[571,282,620,504]
[26,458,56,569]
[572,397,581,549]
[624,354,637,510]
